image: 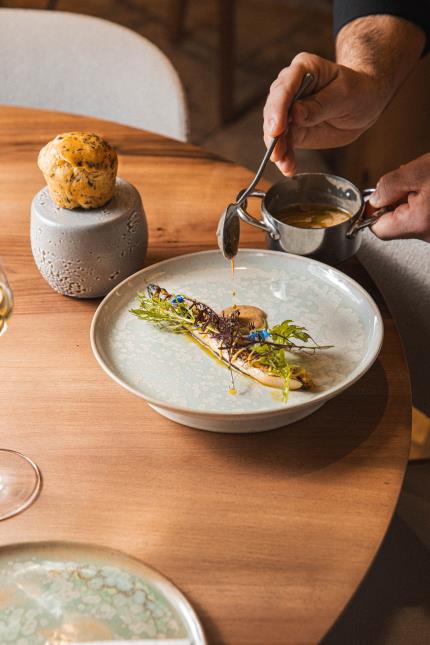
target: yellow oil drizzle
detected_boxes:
[187,334,226,367]
[186,333,280,392]
[270,389,283,402]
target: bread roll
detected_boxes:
[38,132,118,209]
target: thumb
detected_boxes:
[371,203,413,240]
[369,167,415,208]
[292,82,345,126]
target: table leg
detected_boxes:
[410,408,430,461]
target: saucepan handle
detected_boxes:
[235,189,280,240]
[346,187,391,239]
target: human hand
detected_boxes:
[263,52,387,175]
[369,154,430,242]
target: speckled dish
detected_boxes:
[0,541,206,644]
[90,249,383,433]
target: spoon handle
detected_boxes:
[235,72,314,207]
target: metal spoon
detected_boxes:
[217,72,315,260]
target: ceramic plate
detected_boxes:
[0,541,206,644]
[91,250,383,432]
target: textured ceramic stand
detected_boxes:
[31,178,148,298]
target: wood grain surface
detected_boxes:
[0,106,411,645]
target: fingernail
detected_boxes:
[269,117,276,135]
[369,190,379,206]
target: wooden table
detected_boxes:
[0,106,411,645]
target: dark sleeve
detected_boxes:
[333,0,430,54]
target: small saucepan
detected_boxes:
[235,173,389,265]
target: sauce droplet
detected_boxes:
[231,258,236,306]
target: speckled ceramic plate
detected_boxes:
[91,249,383,432]
[0,541,206,645]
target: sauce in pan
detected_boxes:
[274,203,351,229]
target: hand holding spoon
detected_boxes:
[217,72,314,260]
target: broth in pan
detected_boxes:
[273,203,351,229]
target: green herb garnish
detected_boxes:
[130,284,331,401]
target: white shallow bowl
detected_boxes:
[90,250,383,433]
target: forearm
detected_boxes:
[336,15,425,107]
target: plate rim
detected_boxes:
[90,249,384,418]
[0,539,207,645]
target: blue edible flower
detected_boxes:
[248,329,270,342]
[171,295,185,304]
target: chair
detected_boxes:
[0,8,188,140]
[338,56,430,460]
[358,232,430,458]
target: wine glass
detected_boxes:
[0,261,42,520]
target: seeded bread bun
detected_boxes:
[38,132,118,209]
